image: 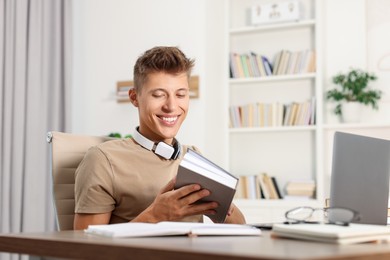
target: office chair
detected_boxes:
[47,131,113,230]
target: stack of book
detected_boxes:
[229,52,273,78]
[272,49,316,75]
[229,98,315,128]
[229,49,316,79]
[285,179,316,199]
[235,173,283,200]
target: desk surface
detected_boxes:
[1,230,390,260]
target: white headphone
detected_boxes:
[132,127,181,160]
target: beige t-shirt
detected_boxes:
[75,138,202,224]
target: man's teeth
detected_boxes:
[162,117,177,122]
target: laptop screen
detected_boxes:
[330,132,390,225]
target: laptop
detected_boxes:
[330,132,390,225]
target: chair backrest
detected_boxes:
[47,131,113,230]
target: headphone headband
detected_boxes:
[132,127,181,160]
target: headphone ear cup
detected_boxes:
[171,141,181,160]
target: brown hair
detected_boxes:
[133,46,195,91]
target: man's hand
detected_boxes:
[133,178,218,223]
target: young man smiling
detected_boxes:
[74,47,245,230]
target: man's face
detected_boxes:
[130,72,190,144]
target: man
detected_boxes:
[74,46,245,230]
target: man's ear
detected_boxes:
[129,88,138,107]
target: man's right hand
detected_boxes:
[132,177,218,223]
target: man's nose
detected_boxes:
[163,96,177,111]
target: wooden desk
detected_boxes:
[1,231,390,260]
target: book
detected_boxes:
[272,223,390,245]
[271,176,283,199]
[285,180,316,197]
[261,56,273,75]
[257,173,270,199]
[85,221,261,238]
[262,173,278,199]
[175,149,238,223]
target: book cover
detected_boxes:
[271,176,283,199]
[272,223,390,244]
[175,149,238,223]
[240,54,250,77]
[262,173,278,199]
[255,53,267,77]
[261,56,273,75]
[256,173,270,199]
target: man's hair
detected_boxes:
[133,46,195,91]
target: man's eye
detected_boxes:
[177,91,188,98]
[152,92,165,98]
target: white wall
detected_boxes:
[322,0,367,124]
[323,0,390,124]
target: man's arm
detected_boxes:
[74,212,111,230]
[73,178,218,229]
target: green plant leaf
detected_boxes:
[326,68,381,116]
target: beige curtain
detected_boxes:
[0,0,72,259]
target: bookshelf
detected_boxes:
[227,0,324,223]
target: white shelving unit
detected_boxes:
[227,0,324,223]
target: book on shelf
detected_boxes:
[261,56,273,75]
[235,176,259,199]
[175,149,238,223]
[240,54,250,77]
[261,173,282,199]
[85,221,261,238]
[272,51,283,75]
[257,173,270,199]
[229,49,316,79]
[235,173,282,200]
[272,223,390,245]
[229,99,315,129]
[285,179,316,198]
[271,176,283,199]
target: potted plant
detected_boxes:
[326,68,382,123]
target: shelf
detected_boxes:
[229,73,316,84]
[230,19,316,35]
[229,125,316,133]
[227,0,322,223]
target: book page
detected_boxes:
[85,222,261,238]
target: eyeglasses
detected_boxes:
[285,206,360,226]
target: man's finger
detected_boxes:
[160,177,176,194]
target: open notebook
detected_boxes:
[85,222,261,238]
[272,223,390,244]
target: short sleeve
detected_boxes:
[74,146,116,214]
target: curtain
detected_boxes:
[0,0,72,259]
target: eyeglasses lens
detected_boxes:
[326,208,356,223]
[287,207,324,223]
